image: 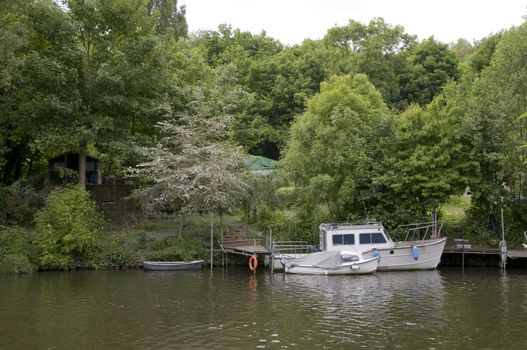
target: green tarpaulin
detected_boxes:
[244,155,277,172]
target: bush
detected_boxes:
[146,236,206,261]
[97,232,145,268]
[0,182,44,226]
[0,254,37,274]
[34,185,105,270]
[255,203,328,244]
[0,229,37,273]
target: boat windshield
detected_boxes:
[359,233,387,244]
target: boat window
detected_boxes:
[371,233,387,244]
[332,234,355,245]
[359,233,371,244]
[343,234,355,245]
[341,254,360,262]
[359,233,387,244]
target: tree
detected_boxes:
[465,32,503,76]
[450,38,474,62]
[282,74,392,220]
[7,0,175,185]
[377,90,475,223]
[129,113,248,222]
[461,25,527,245]
[147,0,188,39]
[400,37,460,106]
[324,18,417,109]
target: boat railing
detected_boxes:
[271,240,315,255]
[392,221,444,242]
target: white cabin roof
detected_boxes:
[320,222,385,232]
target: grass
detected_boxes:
[442,195,471,224]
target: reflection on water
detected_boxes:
[0,267,526,349]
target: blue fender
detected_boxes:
[412,245,419,261]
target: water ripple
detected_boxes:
[1,268,527,349]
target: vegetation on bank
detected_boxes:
[2,1,527,273]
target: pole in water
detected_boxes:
[499,207,507,270]
[210,210,214,269]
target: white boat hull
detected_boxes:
[272,253,307,270]
[283,257,379,275]
[363,238,446,271]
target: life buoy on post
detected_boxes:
[249,255,258,271]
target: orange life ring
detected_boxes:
[249,255,258,271]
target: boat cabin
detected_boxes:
[319,222,394,252]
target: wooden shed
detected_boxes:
[48,153,101,185]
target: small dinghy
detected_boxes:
[281,251,378,275]
[143,260,204,271]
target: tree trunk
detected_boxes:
[78,141,87,186]
[178,213,185,239]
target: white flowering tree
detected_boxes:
[129,114,249,231]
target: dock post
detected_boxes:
[462,249,465,272]
[210,210,214,269]
[499,207,507,270]
[499,240,507,270]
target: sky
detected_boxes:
[180,0,527,45]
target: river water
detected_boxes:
[1,267,526,349]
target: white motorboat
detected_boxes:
[318,222,446,271]
[281,250,379,275]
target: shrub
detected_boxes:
[34,185,105,270]
[146,236,206,261]
[97,232,145,268]
[255,203,328,244]
[0,182,44,226]
[0,229,37,273]
[0,254,37,274]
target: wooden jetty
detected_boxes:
[218,225,270,268]
[442,242,527,270]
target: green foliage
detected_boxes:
[255,203,329,244]
[147,0,188,39]
[97,232,145,268]
[244,173,280,223]
[0,182,44,225]
[0,254,37,274]
[324,18,417,109]
[401,37,460,106]
[0,228,38,273]
[462,25,527,236]
[146,236,206,261]
[34,185,105,269]
[379,95,475,218]
[282,74,392,220]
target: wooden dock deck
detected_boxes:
[221,239,270,256]
[218,225,270,257]
[443,246,527,259]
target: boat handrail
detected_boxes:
[392,221,444,242]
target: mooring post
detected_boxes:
[500,207,507,270]
[210,210,214,270]
[269,228,274,275]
